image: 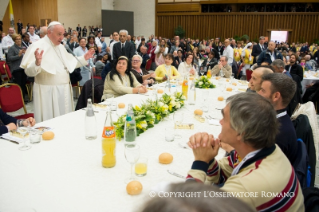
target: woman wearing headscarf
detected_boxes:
[241,42,254,78]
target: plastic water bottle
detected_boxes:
[124,104,137,145]
[188,80,196,105]
[85,99,97,140]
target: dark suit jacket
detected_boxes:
[174,56,185,69]
[113,41,135,65]
[68,42,79,51]
[0,109,17,136]
[201,58,218,69]
[138,53,150,69]
[252,44,266,63]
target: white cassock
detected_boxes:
[20,35,88,123]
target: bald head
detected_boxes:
[47,24,64,45]
[40,26,48,38]
[224,39,230,47]
[250,67,274,91]
[268,41,276,51]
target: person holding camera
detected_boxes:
[7,34,28,100]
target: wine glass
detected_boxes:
[124,144,140,183]
[200,67,205,76]
[231,73,235,81]
[105,94,114,107]
[17,119,31,151]
[173,112,184,139]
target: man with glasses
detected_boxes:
[131,55,155,86]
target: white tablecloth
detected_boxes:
[0,79,246,212]
[302,72,319,96]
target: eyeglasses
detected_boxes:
[132,60,140,63]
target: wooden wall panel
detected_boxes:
[156,13,319,43]
[2,0,57,32]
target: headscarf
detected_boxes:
[241,42,252,56]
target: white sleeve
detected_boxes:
[25,61,42,77]
[164,47,168,55]
[154,45,160,54]
[2,37,9,50]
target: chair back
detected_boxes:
[145,59,152,71]
[293,139,310,189]
[0,83,26,113]
[0,61,12,82]
[246,69,253,81]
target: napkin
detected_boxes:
[209,119,221,126]
[1,132,24,143]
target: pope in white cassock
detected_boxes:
[20,21,95,122]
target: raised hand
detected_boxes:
[84,48,95,60]
[35,48,44,66]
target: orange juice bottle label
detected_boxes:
[102,126,115,138]
[183,81,188,86]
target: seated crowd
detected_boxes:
[1,24,319,211]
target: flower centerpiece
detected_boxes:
[113,92,186,139]
[195,76,216,89]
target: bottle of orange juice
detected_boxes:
[207,66,212,78]
[182,75,188,100]
[102,110,116,168]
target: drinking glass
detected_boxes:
[104,94,114,107]
[173,112,184,139]
[29,129,41,144]
[17,119,31,151]
[111,101,117,111]
[200,67,205,76]
[165,128,175,142]
[231,73,235,80]
[135,157,148,176]
[202,89,209,101]
[124,144,140,183]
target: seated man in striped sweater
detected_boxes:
[187,93,304,212]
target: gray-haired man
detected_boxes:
[112,29,135,65]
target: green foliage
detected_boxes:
[241,34,250,43]
[174,25,185,38]
[114,92,186,139]
[195,76,216,89]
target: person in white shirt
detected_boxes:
[135,36,141,50]
[95,32,102,48]
[178,53,196,76]
[222,39,234,65]
[110,31,119,61]
[27,25,40,43]
[2,28,15,54]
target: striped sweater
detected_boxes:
[187,145,304,212]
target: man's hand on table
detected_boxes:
[187,132,220,164]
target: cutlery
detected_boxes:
[1,137,19,145]
[167,170,186,179]
[178,142,190,150]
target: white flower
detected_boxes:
[176,102,181,109]
[163,105,169,111]
[171,100,176,107]
[199,82,203,85]
[159,102,164,107]
[141,121,147,128]
[170,96,176,101]
[181,96,186,100]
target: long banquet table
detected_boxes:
[0,79,247,212]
